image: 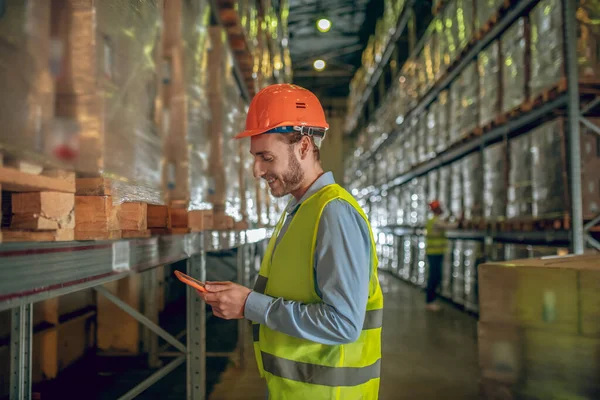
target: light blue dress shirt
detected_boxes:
[244,172,372,345]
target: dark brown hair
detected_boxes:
[279,132,321,161]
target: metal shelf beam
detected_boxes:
[0,229,271,311]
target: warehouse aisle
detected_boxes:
[210,272,480,400]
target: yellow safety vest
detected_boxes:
[251,183,383,400]
[425,216,447,255]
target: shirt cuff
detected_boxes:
[244,291,273,324]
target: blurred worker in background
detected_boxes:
[424,200,448,311]
[197,84,383,399]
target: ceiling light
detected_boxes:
[313,59,326,71]
[317,18,331,33]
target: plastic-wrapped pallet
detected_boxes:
[396,136,408,175]
[436,91,451,153]
[450,162,463,220]
[449,63,478,143]
[375,152,388,186]
[454,0,474,53]
[426,106,438,160]
[387,187,400,227]
[403,59,420,110]
[410,235,427,287]
[531,119,566,218]
[223,86,245,222]
[417,29,436,97]
[438,165,452,217]
[478,41,501,128]
[475,0,504,31]
[507,133,533,218]
[501,18,527,114]
[408,178,427,227]
[443,1,459,65]
[0,2,77,170]
[54,0,165,204]
[484,142,507,220]
[417,113,428,163]
[406,119,419,167]
[390,235,400,276]
[530,0,600,98]
[397,186,411,226]
[427,170,439,205]
[463,240,483,312]
[441,240,454,298]
[435,17,449,79]
[399,236,412,281]
[451,240,465,305]
[581,119,600,217]
[462,151,484,221]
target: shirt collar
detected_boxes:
[285,172,335,215]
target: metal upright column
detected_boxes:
[10,304,32,400]
[187,248,207,399]
[564,0,584,253]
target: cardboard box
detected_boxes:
[478,255,600,335]
[580,268,600,336]
[479,322,600,398]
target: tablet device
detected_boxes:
[174,270,207,293]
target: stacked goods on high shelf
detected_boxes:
[162,0,214,233]
[346,0,406,131]
[478,254,600,399]
[348,0,600,184]
[53,1,165,241]
[0,2,74,243]
[483,142,508,224]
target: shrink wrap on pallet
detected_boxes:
[435,91,451,153]
[417,30,436,97]
[408,178,427,227]
[475,0,504,31]
[223,83,245,222]
[54,0,165,204]
[462,151,484,221]
[165,1,213,211]
[443,1,459,65]
[451,240,465,305]
[426,105,438,159]
[450,63,478,142]
[531,120,566,218]
[427,170,439,205]
[399,235,412,281]
[417,113,428,163]
[406,118,418,168]
[486,242,505,262]
[530,0,600,99]
[450,162,463,220]
[0,1,75,169]
[503,243,531,260]
[478,41,501,128]
[411,235,427,287]
[463,240,483,312]
[501,18,527,114]
[435,17,449,78]
[454,0,474,53]
[484,142,507,219]
[507,134,533,218]
[438,165,452,217]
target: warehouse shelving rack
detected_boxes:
[348,0,599,255]
[0,229,270,400]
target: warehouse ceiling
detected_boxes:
[287,0,384,99]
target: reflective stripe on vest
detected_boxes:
[261,352,381,387]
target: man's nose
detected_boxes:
[253,160,265,179]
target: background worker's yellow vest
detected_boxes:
[251,184,383,400]
[425,216,447,255]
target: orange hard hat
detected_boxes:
[429,200,441,210]
[235,84,329,139]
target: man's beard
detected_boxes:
[268,147,304,198]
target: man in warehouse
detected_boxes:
[424,200,449,311]
[197,83,383,399]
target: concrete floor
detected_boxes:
[210,272,481,400]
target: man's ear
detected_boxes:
[299,136,312,159]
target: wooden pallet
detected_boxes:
[75,178,152,240]
[0,155,76,243]
[460,219,487,230]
